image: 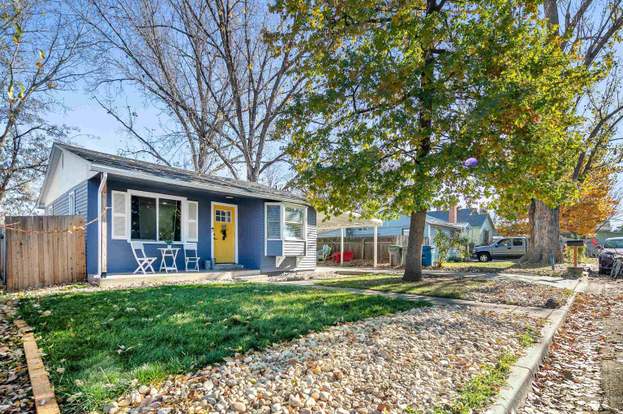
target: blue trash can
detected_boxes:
[422,245,432,267]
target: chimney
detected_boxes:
[448,205,458,224]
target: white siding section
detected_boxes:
[296,223,317,270]
[41,148,94,205]
[283,240,305,256]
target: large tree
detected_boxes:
[81,0,305,182]
[0,0,86,214]
[273,0,587,280]
[521,0,623,263]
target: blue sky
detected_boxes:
[47,83,160,154]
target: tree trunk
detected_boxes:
[403,210,427,281]
[523,199,563,265]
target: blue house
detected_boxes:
[37,143,317,277]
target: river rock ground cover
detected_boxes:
[315,274,571,308]
[16,283,422,413]
[110,305,539,414]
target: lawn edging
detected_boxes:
[485,277,587,414]
[14,319,60,414]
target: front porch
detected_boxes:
[88,269,263,288]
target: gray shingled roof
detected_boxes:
[56,143,307,203]
[428,208,490,227]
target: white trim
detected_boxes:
[68,190,76,215]
[210,201,239,264]
[126,189,187,243]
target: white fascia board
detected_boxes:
[90,164,310,205]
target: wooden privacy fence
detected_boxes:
[3,216,86,291]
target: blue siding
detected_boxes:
[266,240,283,256]
[50,181,88,218]
[101,178,306,274]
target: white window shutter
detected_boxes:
[111,191,129,240]
[185,201,199,242]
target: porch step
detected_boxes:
[213,263,245,271]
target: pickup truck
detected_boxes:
[473,237,527,262]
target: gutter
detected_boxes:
[97,172,108,278]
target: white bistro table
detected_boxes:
[158,246,180,272]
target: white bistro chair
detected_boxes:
[130,241,157,274]
[184,243,200,272]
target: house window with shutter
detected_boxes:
[111,190,193,242]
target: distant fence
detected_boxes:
[317,235,407,264]
[3,216,86,291]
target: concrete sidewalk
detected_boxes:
[275,280,556,318]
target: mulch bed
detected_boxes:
[0,298,34,413]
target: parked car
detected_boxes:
[473,237,527,262]
[598,237,623,274]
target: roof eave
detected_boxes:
[90,164,309,205]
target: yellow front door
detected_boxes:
[212,203,236,263]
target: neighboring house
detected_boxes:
[37,143,316,276]
[427,208,496,246]
[319,214,465,244]
[318,214,467,263]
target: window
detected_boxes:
[131,196,157,240]
[266,204,281,239]
[284,205,305,240]
[497,238,511,247]
[68,191,75,215]
[130,195,182,242]
[604,239,623,248]
[513,238,524,246]
[158,198,181,241]
[215,209,232,223]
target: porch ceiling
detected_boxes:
[317,212,383,231]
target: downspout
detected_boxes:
[97,172,108,277]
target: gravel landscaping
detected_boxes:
[108,305,540,414]
[315,274,571,308]
[0,298,34,414]
[521,278,623,414]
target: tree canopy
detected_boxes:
[273,0,590,279]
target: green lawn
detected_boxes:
[317,274,494,299]
[18,283,425,413]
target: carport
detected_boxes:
[317,213,383,267]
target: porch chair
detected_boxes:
[317,244,332,262]
[184,243,201,272]
[130,241,157,274]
